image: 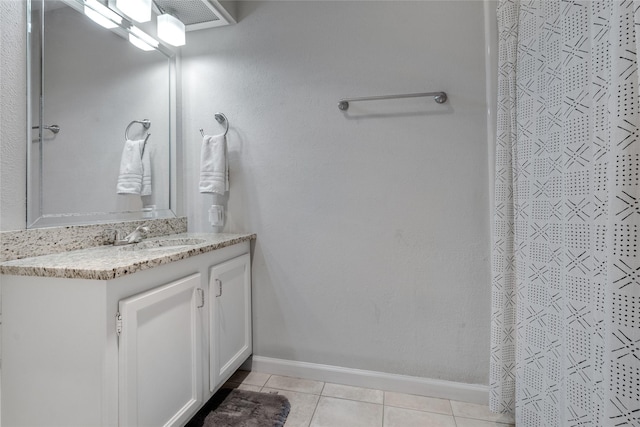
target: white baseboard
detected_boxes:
[242,355,489,405]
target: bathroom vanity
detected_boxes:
[0,232,255,427]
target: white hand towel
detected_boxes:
[117,139,145,194]
[199,134,229,194]
[141,141,152,196]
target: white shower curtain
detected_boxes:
[490,0,640,425]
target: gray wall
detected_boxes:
[182,1,491,384]
[1,1,493,385]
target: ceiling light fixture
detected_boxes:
[84,0,122,29]
[157,13,185,47]
[128,26,159,51]
[116,0,152,23]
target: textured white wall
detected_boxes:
[0,0,493,385]
[182,1,491,384]
[1,0,27,231]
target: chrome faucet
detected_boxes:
[124,225,149,244]
[106,225,149,246]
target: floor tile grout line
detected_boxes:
[319,390,384,405]
[382,403,454,417]
[382,403,462,421]
[321,395,385,406]
[446,398,454,418]
[260,374,272,389]
[307,393,322,427]
[267,386,386,402]
[262,386,324,395]
[455,416,515,426]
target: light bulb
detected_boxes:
[84,0,122,29]
[115,0,152,23]
[129,34,154,51]
[157,13,185,47]
[128,27,158,51]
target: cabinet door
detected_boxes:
[119,273,203,427]
[209,253,252,390]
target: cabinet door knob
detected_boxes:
[215,279,222,297]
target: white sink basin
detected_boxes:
[119,238,206,251]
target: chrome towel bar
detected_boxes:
[338,91,447,111]
[32,124,60,134]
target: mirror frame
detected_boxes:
[26,0,178,228]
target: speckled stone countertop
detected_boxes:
[0,233,256,280]
[1,217,188,262]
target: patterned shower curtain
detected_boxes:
[490,0,640,425]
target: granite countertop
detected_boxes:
[0,233,256,280]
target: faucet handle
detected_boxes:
[135,225,149,236]
[103,228,122,243]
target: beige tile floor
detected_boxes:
[224,370,515,427]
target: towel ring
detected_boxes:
[125,119,151,140]
[200,112,229,138]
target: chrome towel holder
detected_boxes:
[32,124,61,134]
[125,119,151,157]
[200,112,229,137]
[125,119,151,140]
[338,91,447,111]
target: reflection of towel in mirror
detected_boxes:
[141,142,152,196]
[199,134,228,194]
[117,139,152,195]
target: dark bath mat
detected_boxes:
[185,388,290,427]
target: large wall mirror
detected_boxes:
[27,0,177,228]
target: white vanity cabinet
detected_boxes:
[209,253,252,390]
[1,240,252,427]
[118,273,204,427]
